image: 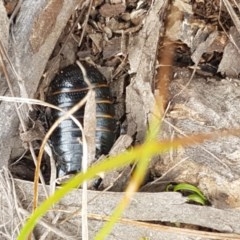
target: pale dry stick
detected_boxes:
[87,213,240,240]
[0,39,21,83]
[0,167,35,239]
[44,144,56,197]
[10,171,37,240]
[39,212,61,240]
[8,149,28,166]
[222,0,240,37]
[76,60,93,86]
[5,169,24,235]
[234,0,240,10]
[78,0,93,47]
[9,0,23,39]
[163,118,232,171]
[148,157,189,186]
[0,232,11,240]
[0,95,89,125]
[112,55,128,79]
[76,61,94,240]
[0,97,87,134]
[113,23,143,35]
[0,221,11,234]
[168,129,175,163]
[18,208,77,240]
[171,65,198,101]
[0,40,48,198]
[80,127,89,240]
[0,173,14,238]
[218,1,240,58]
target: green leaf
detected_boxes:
[187,193,206,205]
[173,183,207,201]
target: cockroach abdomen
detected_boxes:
[46,63,116,178]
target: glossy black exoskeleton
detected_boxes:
[46,63,116,178]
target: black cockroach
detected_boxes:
[46,63,116,178]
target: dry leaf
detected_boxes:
[126,0,168,141]
[109,134,133,155]
[191,31,218,64]
[30,0,64,53]
[218,28,240,77]
[98,134,133,191]
[99,3,126,17]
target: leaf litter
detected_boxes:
[5,0,240,239]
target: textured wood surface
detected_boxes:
[13,179,240,239]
